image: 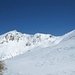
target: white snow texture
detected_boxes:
[0,30,75,75]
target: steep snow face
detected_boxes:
[3,29,75,75]
[0,30,59,60]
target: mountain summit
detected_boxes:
[0,30,75,75]
[0,30,75,60]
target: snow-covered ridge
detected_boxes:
[0,30,60,46]
[0,30,75,60]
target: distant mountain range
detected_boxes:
[0,30,75,60]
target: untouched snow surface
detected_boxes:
[0,30,75,75]
[0,30,60,60]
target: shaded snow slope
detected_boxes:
[3,29,75,75]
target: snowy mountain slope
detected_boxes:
[0,30,60,60]
[59,30,75,43]
[2,29,75,75]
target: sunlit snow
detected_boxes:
[0,30,75,75]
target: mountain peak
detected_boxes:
[0,30,75,60]
[7,30,20,34]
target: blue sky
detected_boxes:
[0,0,75,36]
